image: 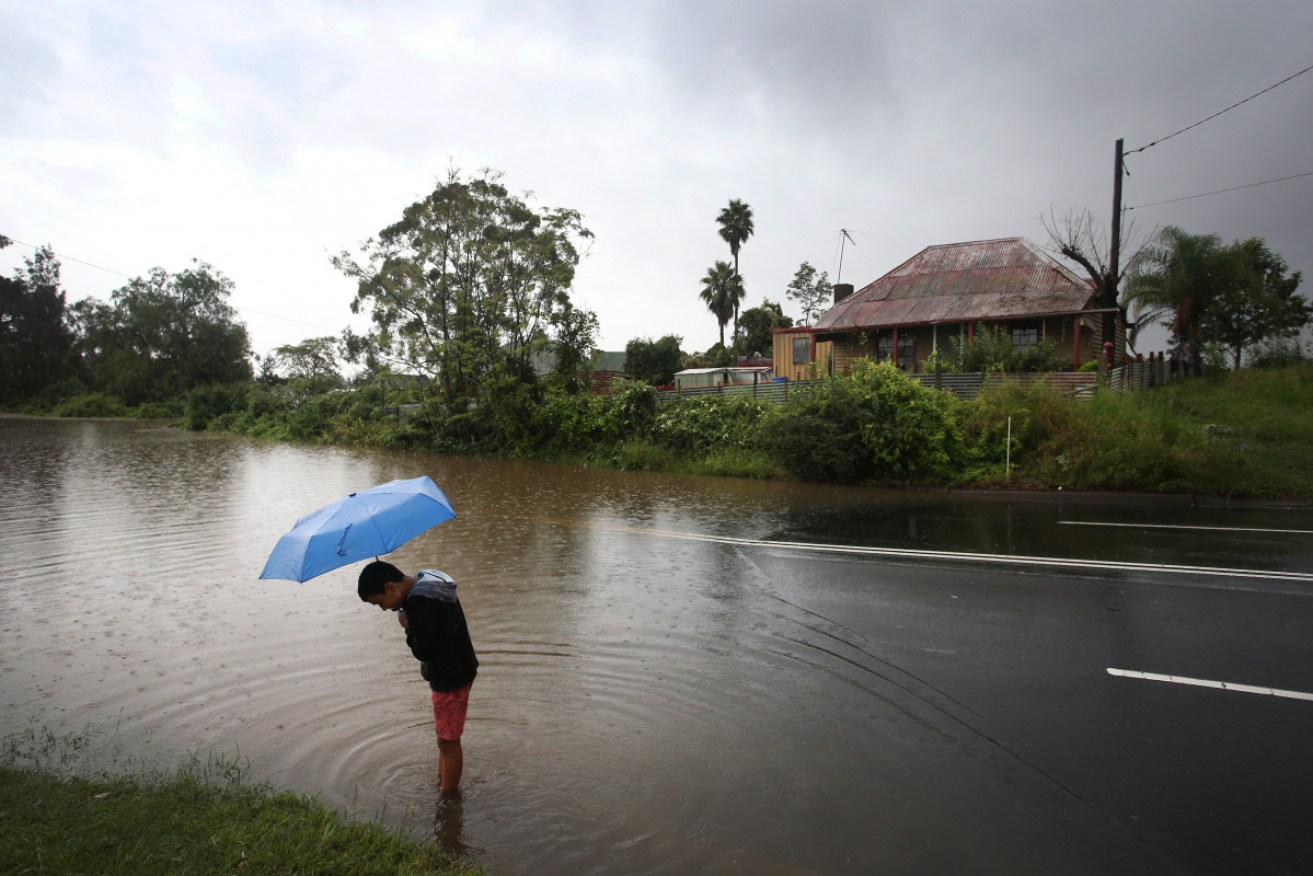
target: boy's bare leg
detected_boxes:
[438,738,463,794]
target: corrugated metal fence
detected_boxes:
[655,361,1180,405]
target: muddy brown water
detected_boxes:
[2,416,1307,873]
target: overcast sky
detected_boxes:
[3,0,1311,359]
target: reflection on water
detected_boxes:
[1,417,1308,874]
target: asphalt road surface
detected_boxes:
[729,503,1313,875]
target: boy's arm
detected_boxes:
[403,602,443,662]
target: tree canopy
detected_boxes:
[262,336,345,389]
[624,335,685,386]
[1202,237,1308,368]
[0,244,75,406]
[1125,227,1309,369]
[785,261,832,326]
[334,167,595,409]
[548,301,600,393]
[735,298,793,357]
[71,261,252,405]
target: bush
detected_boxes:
[1248,337,1307,369]
[850,360,962,481]
[131,400,184,420]
[957,380,1071,477]
[540,392,617,455]
[653,395,771,454]
[605,381,658,438]
[183,384,250,431]
[51,393,128,418]
[945,324,1065,373]
[762,403,869,482]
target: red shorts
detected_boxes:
[431,683,472,741]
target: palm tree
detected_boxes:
[1124,226,1228,374]
[699,261,742,349]
[716,199,754,338]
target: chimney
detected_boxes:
[833,283,854,304]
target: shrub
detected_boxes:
[604,438,672,471]
[130,400,184,420]
[51,393,128,418]
[538,392,615,455]
[762,403,869,482]
[605,381,658,438]
[1248,337,1307,369]
[957,380,1072,475]
[653,395,770,454]
[183,384,250,431]
[945,324,1065,373]
[849,360,963,481]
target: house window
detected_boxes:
[792,336,811,365]
[897,333,916,370]
[1012,324,1040,350]
[875,330,894,362]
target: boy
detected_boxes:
[358,560,478,794]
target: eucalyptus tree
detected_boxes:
[71,261,252,405]
[699,260,741,349]
[333,167,593,411]
[1202,238,1308,368]
[785,261,832,326]
[0,244,76,405]
[716,198,754,336]
[265,336,345,388]
[549,300,600,393]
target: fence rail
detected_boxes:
[654,359,1180,405]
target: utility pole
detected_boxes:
[1110,138,1124,296]
[1107,138,1125,362]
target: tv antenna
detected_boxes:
[836,228,856,284]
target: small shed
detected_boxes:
[673,366,773,390]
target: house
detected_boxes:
[673,366,773,390]
[772,237,1125,379]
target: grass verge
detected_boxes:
[0,749,482,876]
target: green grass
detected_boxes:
[1012,363,1313,497]
[0,726,482,876]
[0,766,481,876]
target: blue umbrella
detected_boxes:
[260,476,457,582]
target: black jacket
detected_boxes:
[403,583,478,693]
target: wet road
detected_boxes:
[729,521,1313,875]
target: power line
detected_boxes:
[1126,170,1313,210]
[2,235,341,333]
[3,237,135,279]
[1127,61,1313,156]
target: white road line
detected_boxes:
[1060,521,1313,535]
[600,525,1313,583]
[1107,668,1313,702]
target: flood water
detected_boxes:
[2,416,1308,873]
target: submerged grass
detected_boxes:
[1,726,482,876]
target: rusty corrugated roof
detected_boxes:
[814,238,1096,332]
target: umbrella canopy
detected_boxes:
[260,476,457,582]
